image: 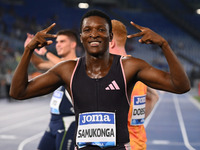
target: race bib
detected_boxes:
[130,95,146,125]
[50,90,64,114]
[76,112,116,148]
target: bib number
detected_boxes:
[50,90,64,114]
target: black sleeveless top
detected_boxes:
[71,55,130,147]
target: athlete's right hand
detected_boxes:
[25,23,57,50]
[24,33,48,56]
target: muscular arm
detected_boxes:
[125,22,190,94]
[145,87,159,118]
[10,23,62,100]
[139,41,190,93]
[10,47,61,99]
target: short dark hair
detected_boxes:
[56,30,78,44]
[80,9,112,33]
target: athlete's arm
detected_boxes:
[10,23,60,100]
[125,22,190,94]
[145,87,159,118]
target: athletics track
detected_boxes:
[0,91,199,150]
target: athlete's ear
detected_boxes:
[109,32,113,42]
[71,41,77,49]
[109,39,115,49]
[80,33,83,43]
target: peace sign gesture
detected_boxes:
[127,21,166,47]
[26,23,57,50]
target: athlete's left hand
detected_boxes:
[127,21,166,47]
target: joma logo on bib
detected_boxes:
[79,112,115,125]
[76,112,116,148]
[134,95,146,105]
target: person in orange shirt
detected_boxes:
[109,19,159,150]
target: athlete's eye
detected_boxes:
[83,28,90,32]
[99,28,105,32]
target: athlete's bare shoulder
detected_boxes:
[121,55,150,83]
[52,58,78,71]
[47,58,79,85]
[121,55,148,68]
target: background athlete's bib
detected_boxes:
[130,95,146,125]
[50,90,64,114]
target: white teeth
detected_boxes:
[90,42,100,46]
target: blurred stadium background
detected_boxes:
[0,0,200,99]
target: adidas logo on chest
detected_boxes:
[105,80,120,90]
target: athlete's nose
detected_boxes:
[90,29,99,38]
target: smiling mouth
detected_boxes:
[89,41,101,46]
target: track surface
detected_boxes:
[0,92,199,150]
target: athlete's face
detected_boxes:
[80,16,113,57]
[56,35,74,57]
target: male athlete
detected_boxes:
[10,9,190,150]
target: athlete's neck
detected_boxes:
[110,47,127,56]
[61,52,77,61]
[85,53,113,79]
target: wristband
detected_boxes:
[44,51,48,58]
